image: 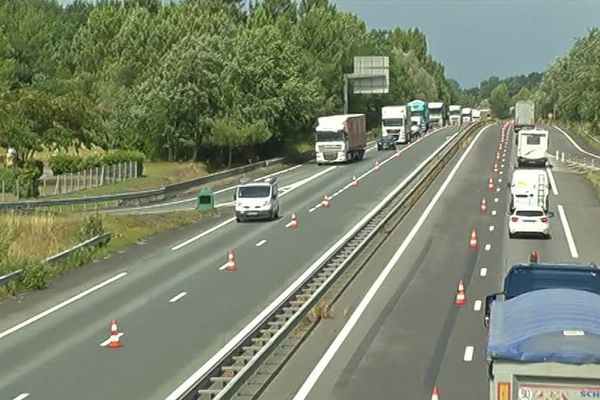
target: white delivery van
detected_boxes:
[510,168,550,211]
[234,177,279,222]
[517,128,549,167]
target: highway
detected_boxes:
[259,123,600,400]
[0,126,457,400]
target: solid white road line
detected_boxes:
[12,394,30,400]
[463,346,474,362]
[546,167,559,195]
[218,263,229,271]
[99,332,124,347]
[169,292,187,303]
[557,205,579,259]
[554,126,600,159]
[290,125,489,400]
[0,272,127,341]
[485,244,491,251]
[474,300,482,311]
[171,167,336,251]
[480,268,488,277]
[255,240,267,247]
[166,127,463,400]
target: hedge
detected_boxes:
[49,150,145,176]
[0,160,44,198]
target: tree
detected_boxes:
[490,84,511,119]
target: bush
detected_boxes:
[0,161,43,198]
[20,262,52,290]
[49,150,145,176]
[80,213,105,239]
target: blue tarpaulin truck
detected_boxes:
[485,262,600,400]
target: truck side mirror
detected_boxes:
[484,293,499,328]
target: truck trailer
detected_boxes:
[514,100,535,133]
[487,287,600,400]
[315,114,367,164]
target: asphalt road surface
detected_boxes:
[259,123,600,400]
[0,126,458,400]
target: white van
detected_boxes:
[510,168,550,212]
[517,128,549,167]
[234,177,279,222]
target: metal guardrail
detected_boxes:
[168,123,483,400]
[0,158,284,211]
[0,232,112,288]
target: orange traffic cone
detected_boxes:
[322,195,330,208]
[374,160,381,171]
[351,175,358,188]
[108,319,122,348]
[226,250,236,271]
[458,279,465,292]
[469,228,478,250]
[290,212,298,230]
[480,197,487,213]
[529,250,539,263]
[493,163,499,173]
[455,284,466,306]
[487,177,494,191]
[431,386,440,400]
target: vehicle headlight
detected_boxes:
[263,201,272,208]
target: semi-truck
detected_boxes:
[514,100,535,133]
[315,114,367,164]
[471,109,481,122]
[516,128,549,167]
[449,105,462,126]
[484,261,600,400]
[407,100,429,135]
[461,107,472,124]
[381,105,411,143]
[427,102,446,129]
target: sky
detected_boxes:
[331,0,600,88]
[57,0,600,88]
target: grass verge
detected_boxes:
[0,209,219,300]
[586,170,600,202]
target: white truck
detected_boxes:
[461,107,472,124]
[517,128,549,167]
[449,105,462,126]
[381,106,410,143]
[315,114,367,164]
[509,168,550,211]
[234,177,279,222]
[514,100,535,133]
[487,288,600,400]
[427,102,445,129]
[472,109,481,122]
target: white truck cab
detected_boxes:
[234,177,279,222]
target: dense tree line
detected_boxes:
[0,0,458,167]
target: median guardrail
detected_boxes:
[0,158,284,211]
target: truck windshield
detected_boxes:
[315,131,344,142]
[504,267,600,299]
[238,186,271,198]
[382,118,403,126]
[449,110,461,115]
[525,135,543,145]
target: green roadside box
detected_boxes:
[197,188,214,211]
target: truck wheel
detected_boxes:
[359,150,365,160]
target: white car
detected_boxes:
[508,206,554,239]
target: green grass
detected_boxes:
[0,209,219,298]
[587,170,600,202]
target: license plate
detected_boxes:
[246,212,258,216]
[524,219,536,222]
